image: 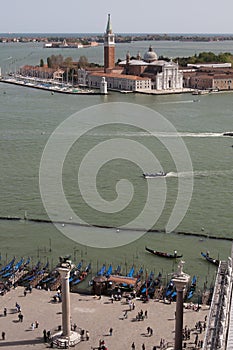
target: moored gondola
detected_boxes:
[145,247,182,259]
[186,275,197,300]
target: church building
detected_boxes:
[118,46,183,90]
[80,15,184,92]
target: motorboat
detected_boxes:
[143,171,167,179]
[192,89,209,95]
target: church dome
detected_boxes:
[143,46,157,62]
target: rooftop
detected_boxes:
[89,71,151,81]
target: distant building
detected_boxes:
[88,71,151,91]
[19,65,65,81]
[78,15,184,92]
[119,47,183,90]
[183,66,233,91]
[187,62,231,69]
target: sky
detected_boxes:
[1,0,233,34]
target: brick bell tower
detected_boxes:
[104,14,115,72]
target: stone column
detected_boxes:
[172,261,190,350]
[58,267,71,338]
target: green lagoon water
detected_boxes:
[0,40,233,288]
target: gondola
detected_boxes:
[0,257,16,275]
[71,263,91,286]
[201,252,219,266]
[97,264,106,276]
[186,275,197,300]
[145,247,182,259]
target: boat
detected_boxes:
[71,263,91,286]
[143,171,167,179]
[105,265,113,278]
[0,257,16,275]
[1,258,25,279]
[97,264,106,276]
[186,275,197,300]
[114,265,121,275]
[140,271,161,296]
[192,89,209,95]
[145,247,183,259]
[165,280,175,298]
[201,252,219,266]
[127,266,134,277]
[142,171,167,179]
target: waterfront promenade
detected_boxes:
[0,287,209,349]
[0,76,195,95]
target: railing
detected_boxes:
[202,260,232,350]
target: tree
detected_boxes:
[47,57,52,68]
[51,54,64,68]
[40,59,44,67]
[79,55,88,68]
[64,56,73,68]
[47,54,64,69]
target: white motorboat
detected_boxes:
[143,171,167,179]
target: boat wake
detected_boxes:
[166,169,233,178]
[158,100,196,105]
[88,131,225,138]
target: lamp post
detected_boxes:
[172,261,190,350]
[197,289,201,311]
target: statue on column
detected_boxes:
[177,260,185,276]
[59,255,72,269]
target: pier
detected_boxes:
[0,76,102,95]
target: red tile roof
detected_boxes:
[89,71,150,81]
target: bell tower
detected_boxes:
[104,14,115,72]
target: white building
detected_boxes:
[119,46,183,91]
[87,72,151,91]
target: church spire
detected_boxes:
[106,14,112,34]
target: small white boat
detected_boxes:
[143,171,167,179]
[192,89,209,95]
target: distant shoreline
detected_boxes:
[2,33,233,44]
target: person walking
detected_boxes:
[3,307,7,316]
[43,329,47,342]
[142,343,145,350]
[131,342,135,350]
[2,332,5,340]
[109,328,113,336]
